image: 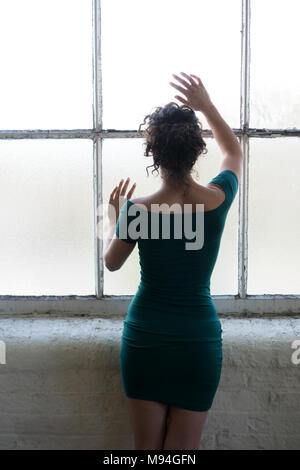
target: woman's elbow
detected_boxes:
[105,263,120,272]
[104,255,120,272]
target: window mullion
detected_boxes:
[238,0,251,299]
[92,0,103,298]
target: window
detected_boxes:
[0,0,299,314]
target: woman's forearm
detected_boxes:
[104,222,116,255]
[203,103,242,157]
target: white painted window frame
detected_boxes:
[0,0,299,316]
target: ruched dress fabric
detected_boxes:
[116,170,239,412]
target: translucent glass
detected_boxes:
[0,0,93,129]
[0,140,94,295]
[102,0,241,130]
[102,138,239,295]
[248,138,300,294]
[250,0,300,129]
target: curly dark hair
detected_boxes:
[138,102,208,193]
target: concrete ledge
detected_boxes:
[0,296,299,314]
[0,315,299,450]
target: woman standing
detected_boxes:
[104,72,243,450]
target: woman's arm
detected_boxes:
[203,103,242,159]
[170,72,243,183]
[104,177,137,271]
[104,221,118,255]
[204,103,243,184]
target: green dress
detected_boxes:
[116,170,239,412]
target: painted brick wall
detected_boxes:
[0,315,299,450]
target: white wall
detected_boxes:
[0,315,299,450]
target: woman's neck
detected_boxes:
[159,172,196,194]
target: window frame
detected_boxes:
[0,0,299,315]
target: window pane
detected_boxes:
[102,138,238,295]
[102,0,241,130]
[250,0,300,129]
[0,140,94,295]
[248,138,300,294]
[0,0,93,129]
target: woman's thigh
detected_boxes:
[163,406,209,450]
[126,397,169,450]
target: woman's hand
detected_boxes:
[108,177,136,224]
[169,72,213,114]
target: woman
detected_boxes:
[104,72,243,450]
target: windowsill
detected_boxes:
[0,295,299,316]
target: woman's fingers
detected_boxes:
[109,185,118,202]
[120,177,130,196]
[127,182,136,199]
[110,178,136,202]
[169,81,189,96]
[179,72,197,86]
[116,178,124,193]
[175,95,189,106]
[170,72,204,96]
[190,74,203,86]
[172,73,191,89]
[112,180,123,203]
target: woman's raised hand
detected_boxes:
[108,177,136,224]
[169,72,213,114]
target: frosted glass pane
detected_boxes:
[0,0,93,129]
[102,0,241,130]
[0,140,94,295]
[102,138,238,295]
[250,0,300,129]
[248,138,300,294]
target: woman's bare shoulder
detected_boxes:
[129,196,146,204]
[128,183,224,211]
[129,195,159,211]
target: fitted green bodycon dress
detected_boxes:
[116,170,239,412]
